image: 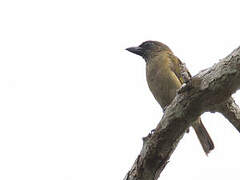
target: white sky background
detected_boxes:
[0,0,240,180]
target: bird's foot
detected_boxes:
[177,80,192,94]
[163,105,168,112]
[150,129,156,134]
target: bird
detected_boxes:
[126,40,214,155]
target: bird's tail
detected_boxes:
[192,118,214,155]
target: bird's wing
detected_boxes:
[168,53,192,84]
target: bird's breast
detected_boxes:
[146,59,181,109]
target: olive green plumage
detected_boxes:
[127,41,214,154]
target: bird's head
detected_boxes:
[126,41,171,61]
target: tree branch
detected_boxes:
[216,97,240,132]
[124,46,240,180]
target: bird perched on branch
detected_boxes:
[126,41,214,154]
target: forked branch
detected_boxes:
[124,46,240,180]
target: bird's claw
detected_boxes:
[163,105,168,112]
[150,129,156,134]
[177,80,192,94]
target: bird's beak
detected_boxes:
[126,46,144,57]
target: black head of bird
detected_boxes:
[126,41,171,61]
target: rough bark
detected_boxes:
[124,46,240,180]
[216,97,240,132]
